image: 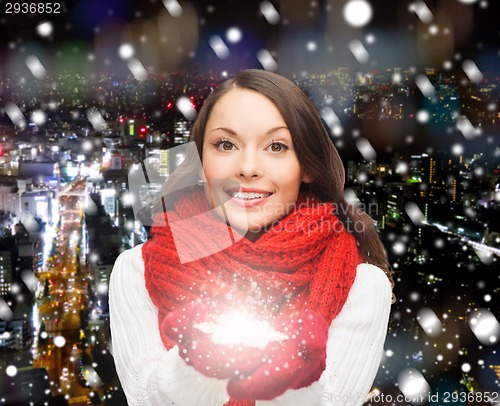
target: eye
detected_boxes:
[266,141,289,153]
[212,139,236,151]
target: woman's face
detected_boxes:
[201,88,311,236]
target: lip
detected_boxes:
[224,186,273,208]
[225,187,273,194]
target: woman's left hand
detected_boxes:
[161,302,268,379]
[227,310,329,401]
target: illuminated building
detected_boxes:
[0,249,12,296]
[119,118,149,140]
[173,119,191,145]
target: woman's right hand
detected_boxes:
[161,302,268,379]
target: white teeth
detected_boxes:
[227,191,271,200]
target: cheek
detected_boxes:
[202,161,231,183]
[271,161,303,186]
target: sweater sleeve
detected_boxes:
[256,262,392,406]
[108,244,230,406]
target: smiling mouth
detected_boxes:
[225,191,273,200]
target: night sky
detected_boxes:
[1,0,500,75]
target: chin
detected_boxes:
[230,221,261,235]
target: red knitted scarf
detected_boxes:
[143,186,362,405]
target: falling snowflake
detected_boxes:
[226,27,243,43]
[176,96,197,120]
[6,365,17,377]
[415,74,435,97]
[398,368,430,402]
[26,55,47,79]
[260,1,280,25]
[209,35,230,59]
[349,40,369,64]
[416,110,430,123]
[417,307,443,337]
[36,22,53,37]
[30,110,47,126]
[53,336,66,347]
[163,0,183,17]
[257,49,278,71]
[409,1,433,24]
[343,0,373,27]
[306,41,317,52]
[356,138,377,161]
[118,43,135,60]
[462,60,483,83]
[128,58,148,81]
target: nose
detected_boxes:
[237,150,261,179]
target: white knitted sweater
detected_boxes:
[109,244,392,406]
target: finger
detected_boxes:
[161,307,196,344]
[187,338,270,379]
[226,352,306,400]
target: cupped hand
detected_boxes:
[161,302,269,379]
[227,310,329,400]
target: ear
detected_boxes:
[302,170,313,184]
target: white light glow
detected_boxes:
[31,110,47,126]
[122,192,135,206]
[416,110,430,123]
[469,309,500,345]
[451,143,464,156]
[307,41,317,51]
[82,140,93,152]
[119,44,134,60]
[343,0,373,27]
[97,283,108,294]
[226,27,242,43]
[54,336,66,348]
[195,310,288,349]
[37,22,53,37]
[6,365,17,377]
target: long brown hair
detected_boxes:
[162,69,394,292]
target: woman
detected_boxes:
[109,69,394,406]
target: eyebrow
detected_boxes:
[208,126,290,137]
